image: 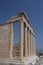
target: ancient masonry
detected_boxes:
[0,12,38,64]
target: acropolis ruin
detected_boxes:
[0,12,38,65]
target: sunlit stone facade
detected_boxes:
[0,12,38,64]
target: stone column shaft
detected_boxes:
[20,21,24,58]
[10,23,14,58]
[33,35,36,55]
[30,31,32,55]
[25,26,28,57]
[28,29,30,56]
[31,33,33,55]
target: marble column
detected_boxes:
[31,33,33,55]
[33,34,36,55]
[28,28,30,56]
[10,23,14,58]
[25,26,28,57]
[30,31,32,55]
[20,21,24,58]
[31,32,33,55]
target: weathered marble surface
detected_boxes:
[0,56,43,65]
[35,56,43,65]
[0,24,12,58]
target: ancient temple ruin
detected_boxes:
[0,12,38,64]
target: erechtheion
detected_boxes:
[0,12,38,65]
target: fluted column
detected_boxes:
[32,33,34,55]
[20,21,24,58]
[10,23,14,58]
[30,31,32,55]
[33,34,36,55]
[31,31,34,55]
[25,26,28,57]
[31,32,33,55]
[28,28,30,56]
[31,33,33,55]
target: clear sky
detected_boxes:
[0,0,43,50]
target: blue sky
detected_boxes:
[0,0,43,50]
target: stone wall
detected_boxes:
[0,23,12,58]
